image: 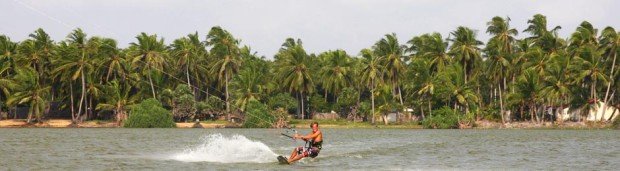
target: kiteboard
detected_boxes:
[277,155,289,164]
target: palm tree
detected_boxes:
[171,32,206,92]
[6,67,50,123]
[67,28,91,122]
[275,38,313,119]
[373,33,406,106]
[437,64,478,114]
[409,58,436,119]
[359,48,383,124]
[231,68,264,112]
[319,50,352,102]
[600,27,620,119]
[540,52,571,122]
[206,26,242,118]
[448,26,483,83]
[96,38,127,82]
[407,33,450,73]
[0,35,17,116]
[129,33,167,99]
[96,81,137,126]
[514,69,544,122]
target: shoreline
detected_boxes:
[0,119,615,129]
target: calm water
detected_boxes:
[0,128,618,170]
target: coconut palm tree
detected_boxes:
[514,69,544,122]
[437,63,478,114]
[96,80,137,126]
[129,33,168,99]
[409,58,436,119]
[275,38,313,119]
[408,33,450,73]
[231,68,264,112]
[600,27,620,118]
[171,32,206,92]
[540,52,572,122]
[96,38,126,82]
[319,50,352,102]
[448,26,483,83]
[6,67,50,123]
[359,48,383,124]
[206,27,242,118]
[373,33,406,106]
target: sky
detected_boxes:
[1,0,618,58]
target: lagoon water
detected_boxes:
[0,128,618,170]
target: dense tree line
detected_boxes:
[1,14,619,126]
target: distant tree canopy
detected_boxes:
[1,14,619,128]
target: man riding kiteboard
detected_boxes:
[277,122,323,164]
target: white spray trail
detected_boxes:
[172,134,277,163]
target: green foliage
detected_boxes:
[309,94,331,113]
[422,106,461,129]
[204,96,225,111]
[243,100,275,128]
[358,101,372,118]
[124,98,176,128]
[172,84,196,122]
[337,87,359,108]
[267,93,297,113]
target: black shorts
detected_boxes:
[296,146,320,158]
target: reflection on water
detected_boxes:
[0,128,618,170]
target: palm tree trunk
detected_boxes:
[27,102,33,124]
[225,71,231,121]
[420,105,425,120]
[186,66,192,93]
[148,71,156,99]
[70,81,76,122]
[464,60,468,83]
[78,69,86,123]
[428,98,432,118]
[301,91,305,120]
[603,53,617,121]
[371,83,375,124]
[499,82,506,124]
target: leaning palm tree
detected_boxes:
[129,33,168,99]
[275,39,313,119]
[206,26,242,118]
[600,27,620,117]
[359,48,383,124]
[6,67,50,124]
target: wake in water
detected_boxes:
[172,134,277,163]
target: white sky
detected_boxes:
[1,0,618,58]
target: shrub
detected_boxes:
[309,94,330,113]
[124,98,176,128]
[243,100,275,128]
[267,93,297,113]
[422,106,461,129]
[172,85,196,122]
